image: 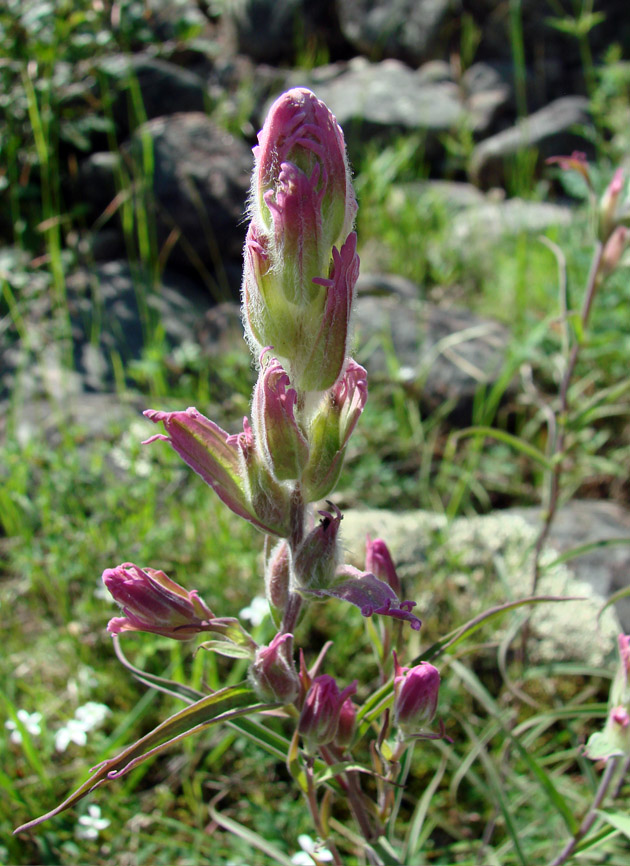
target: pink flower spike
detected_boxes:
[300,565,421,630]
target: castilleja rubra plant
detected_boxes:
[15,89,447,863]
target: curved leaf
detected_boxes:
[15,683,274,834]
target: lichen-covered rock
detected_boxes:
[340,506,624,666]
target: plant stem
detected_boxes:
[549,756,619,866]
[304,757,344,866]
[530,239,604,597]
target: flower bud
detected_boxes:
[249,632,299,704]
[226,417,292,537]
[251,351,309,481]
[393,653,440,735]
[103,563,215,640]
[293,502,342,591]
[298,675,357,752]
[264,540,291,614]
[303,359,367,501]
[334,696,357,750]
[365,536,401,597]
[599,168,625,243]
[601,225,628,277]
[143,408,289,536]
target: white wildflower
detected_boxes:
[239,595,269,627]
[55,718,88,752]
[5,709,42,744]
[75,702,110,730]
[76,804,110,840]
[291,835,334,865]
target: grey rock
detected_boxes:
[469,96,593,189]
[0,259,216,402]
[337,0,452,66]
[354,290,510,423]
[65,260,213,391]
[126,112,252,283]
[280,57,508,156]
[450,197,572,247]
[339,505,624,666]
[0,392,144,448]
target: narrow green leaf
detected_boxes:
[208,805,295,866]
[418,594,584,664]
[198,640,254,659]
[596,810,630,840]
[454,426,553,469]
[14,683,272,834]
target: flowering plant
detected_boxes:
[14,92,629,865]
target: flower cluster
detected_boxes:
[17,88,443,853]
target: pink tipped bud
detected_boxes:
[393,653,440,735]
[103,563,215,640]
[143,408,289,536]
[298,675,357,752]
[334,696,357,750]
[546,151,591,187]
[226,416,291,537]
[601,225,628,276]
[293,502,342,591]
[249,632,299,704]
[599,168,625,242]
[264,540,291,614]
[365,537,401,597]
[303,359,367,501]
[251,352,309,481]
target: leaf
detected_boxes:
[418,594,585,663]
[596,810,630,840]
[208,804,295,866]
[197,639,255,659]
[14,683,273,834]
[454,426,553,469]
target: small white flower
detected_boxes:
[239,595,269,627]
[5,710,42,744]
[76,804,110,840]
[55,718,88,752]
[75,702,110,730]
[291,834,334,865]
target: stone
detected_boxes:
[339,505,624,666]
[336,0,453,66]
[450,197,572,247]
[278,57,509,158]
[0,259,216,403]
[353,289,511,424]
[469,96,593,189]
[125,112,252,282]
